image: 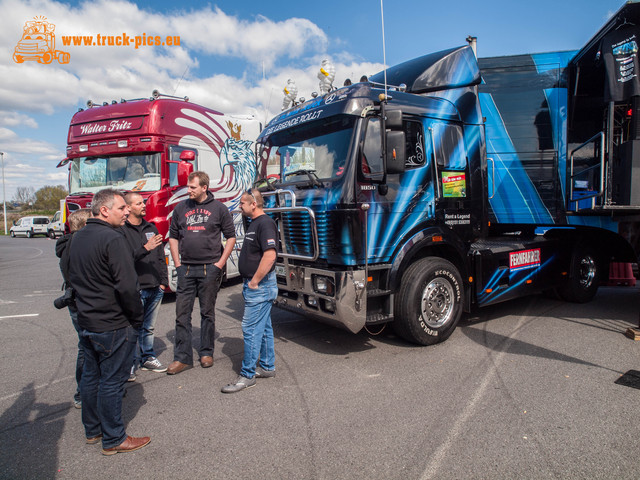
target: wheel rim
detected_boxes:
[578,255,597,289]
[420,277,455,329]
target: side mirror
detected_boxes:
[177,161,193,186]
[179,150,195,162]
[386,131,406,174]
[385,109,403,130]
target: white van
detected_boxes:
[47,211,64,238]
[10,216,50,238]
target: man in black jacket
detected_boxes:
[122,192,168,379]
[69,188,150,456]
[167,171,236,375]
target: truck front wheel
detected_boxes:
[393,257,463,345]
[557,248,599,303]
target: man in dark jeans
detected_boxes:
[121,193,168,381]
[69,188,150,455]
[167,171,236,375]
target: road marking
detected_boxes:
[0,299,16,304]
[419,314,529,480]
[0,314,40,320]
[0,374,74,402]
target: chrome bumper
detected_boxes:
[274,263,367,333]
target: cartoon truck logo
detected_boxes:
[14,16,70,64]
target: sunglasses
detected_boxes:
[246,188,257,202]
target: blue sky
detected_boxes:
[0,0,626,200]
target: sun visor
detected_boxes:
[370,45,481,94]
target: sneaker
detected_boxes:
[221,375,256,393]
[255,367,276,378]
[128,367,136,382]
[141,357,167,373]
[73,399,82,409]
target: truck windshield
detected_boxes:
[260,115,356,182]
[69,153,161,194]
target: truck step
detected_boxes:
[367,288,392,297]
[366,313,393,324]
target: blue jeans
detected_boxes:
[69,305,84,402]
[240,271,278,378]
[79,325,137,449]
[174,264,221,364]
[133,287,164,367]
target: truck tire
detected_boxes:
[26,230,32,238]
[557,248,599,303]
[41,52,53,64]
[393,257,463,345]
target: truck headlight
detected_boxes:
[312,275,335,296]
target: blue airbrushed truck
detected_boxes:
[255,2,640,345]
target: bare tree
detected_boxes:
[12,186,35,206]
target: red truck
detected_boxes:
[58,92,261,290]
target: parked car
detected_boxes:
[10,216,50,238]
[47,211,64,238]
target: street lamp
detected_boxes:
[1,152,6,235]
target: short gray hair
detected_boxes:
[92,188,124,216]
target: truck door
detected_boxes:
[358,115,434,263]
[428,121,476,241]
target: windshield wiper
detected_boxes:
[284,169,324,188]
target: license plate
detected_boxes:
[275,265,286,276]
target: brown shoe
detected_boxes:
[200,356,213,368]
[166,361,192,375]
[101,435,150,456]
[86,434,102,445]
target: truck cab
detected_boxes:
[257,36,637,345]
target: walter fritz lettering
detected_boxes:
[185,208,211,232]
[79,119,133,135]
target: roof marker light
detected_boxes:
[118,140,128,148]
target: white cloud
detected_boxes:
[0,112,38,129]
[0,0,383,200]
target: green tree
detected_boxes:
[34,185,68,210]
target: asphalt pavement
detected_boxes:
[0,235,639,480]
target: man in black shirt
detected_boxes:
[68,188,150,455]
[167,171,236,375]
[121,193,168,379]
[222,189,278,393]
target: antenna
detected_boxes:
[380,0,388,99]
[172,66,189,96]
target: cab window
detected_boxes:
[430,123,466,170]
[404,120,425,168]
